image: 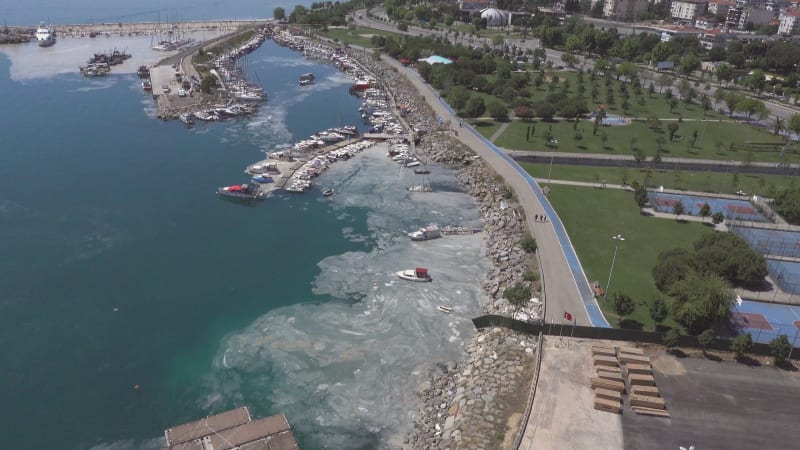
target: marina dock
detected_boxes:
[163,406,299,450]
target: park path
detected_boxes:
[489,121,510,143]
[383,55,606,328]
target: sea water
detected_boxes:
[0,33,488,449]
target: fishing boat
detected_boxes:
[178,113,194,126]
[405,161,421,168]
[396,268,432,282]
[137,65,150,78]
[322,188,335,197]
[414,168,430,174]
[408,225,441,241]
[217,183,264,200]
[36,23,56,47]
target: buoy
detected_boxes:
[134,384,141,391]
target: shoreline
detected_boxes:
[340,46,544,448]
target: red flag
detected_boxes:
[564,311,573,321]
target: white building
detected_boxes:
[671,0,709,21]
[602,0,649,20]
[480,7,509,27]
[778,9,800,34]
[708,0,735,16]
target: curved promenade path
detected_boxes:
[382,55,610,327]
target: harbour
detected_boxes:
[0,8,490,450]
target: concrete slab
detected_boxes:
[520,337,623,450]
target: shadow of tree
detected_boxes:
[620,319,644,330]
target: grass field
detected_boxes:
[492,119,799,163]
[546,184,711,330]
[319,26,398,48]
[521,163,797,196]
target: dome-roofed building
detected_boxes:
[480,7,509,27]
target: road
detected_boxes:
[351,10,799,122]
[379,55,594,326]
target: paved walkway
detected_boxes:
[384,56,608,327]
[489,121,510,143]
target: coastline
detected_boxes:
[340,46,544,448]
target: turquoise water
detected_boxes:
[0,40,487,449]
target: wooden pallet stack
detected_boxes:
[617,346,670,418]
[590,345,623,414]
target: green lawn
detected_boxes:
[472,119,503,140]
[547,185,711,331]
[319,26,399,48]
[493,119,799,163]
[521,163,796,197]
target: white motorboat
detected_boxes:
[36,23,56,47]
[405,161,421,168]
[397,268,432,282]
[437,305,454,314]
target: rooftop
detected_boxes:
[164,407,299,450]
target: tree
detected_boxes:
[503,282,531,314]
[671,274,734,334]
[200,75,217,94]
[724,92,743,117]
[514,105,534,120]
[521,233,537,253]
[712,211,724,225]
[649,295,668,327]
[736,98,768,120]
[273,7,286,21]
[561,52,578,68]
[613,292,635,326]
[773,187,800,225]
[534,101,555,121]
[731,333,753,361]
[770,334,792,365]
[464,96,486,118]
[716,63,733,84]
[652,248,694,291]
[698,329,715,354]
[746,69,767,95]
[679,53,701,76]
[663,328,680,352]
[448,85,470,111]
[693,232,768,285]
[634,183,648,208]
[789,113,800,136]
[699,203,712,222]
[487,99,508,120]
[667,122,679,141]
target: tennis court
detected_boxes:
[766,259,800,294]
[649,192,768,222]
[733,299,800,345]
[731,227,800,259]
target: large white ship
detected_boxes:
[35,23,56,47]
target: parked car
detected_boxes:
[161,84,170,93]
[178,88,186,97]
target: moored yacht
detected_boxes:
[217,183,264,200]
[408,225,441,241]
[36,23,56,47]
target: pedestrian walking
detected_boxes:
[535,214,539,222]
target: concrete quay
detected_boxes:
[8,20,268,38]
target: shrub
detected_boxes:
[521,233,537,253]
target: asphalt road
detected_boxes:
[381,55,593,326]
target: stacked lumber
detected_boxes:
[591,348,623,413]
[595,397,622,414]
[614,347,670,417]
[591,377,625,392]
[631,385,660,397]
[593,355,619,368]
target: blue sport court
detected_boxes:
[733,300,800,345]
[649,192,768,222]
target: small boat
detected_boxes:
[405,161,421,168]
[322,188,335,197]
[437,305,454,314]
[397,268,432,282]
[136,65,150,78]
[251,175,274,184]
[408,225,441,241]
[299,79,314,86]
[178,113,194,126]
[217,183,265,201]
[414,168,430,174]
[141,80,152,91]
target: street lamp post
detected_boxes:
[604,234,625,303]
